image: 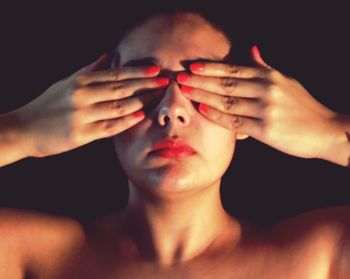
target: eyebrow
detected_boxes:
[122,56,227,67]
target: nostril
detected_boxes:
[178,116,186,123]
[164,115,170,124]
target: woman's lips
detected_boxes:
[150,147,196,158]
[149,139,196,158]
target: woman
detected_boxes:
[0,8,349,279]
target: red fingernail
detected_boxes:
[157,77,170,86]
[199,103,208,112]
[251,45,262,59]
[181,85,193,93]
[145,65,160,75]
[177,72,190,83]
[133,111,145,118]
[190,63,204,72]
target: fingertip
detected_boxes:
[250,45,269,68]
[156,77,170,86]
[94,52,109,65]
[251,45,261,59]
[98,52,109,61]
[199,103,209,112]
[145,65,160,75]
[190,63,204,72]
[90,52,110,71]
[133,111,145,118]
[180,85,193,93]
[177,72,190,83]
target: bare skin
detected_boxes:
[0,54,170,167]
[0,206,349,279]
[0,12,350,279]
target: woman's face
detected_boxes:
[113,14,237,195]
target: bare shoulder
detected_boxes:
[266,205,350,278]
[269,205,350,236]
[0,207,85,244]
[0,208,85,278]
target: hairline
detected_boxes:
[111,11,233,67]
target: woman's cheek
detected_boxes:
[205,126,235,161]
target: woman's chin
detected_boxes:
[136,168,203,194]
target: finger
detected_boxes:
[88,52,111,71]
[177,73,265,98]
[189,61,269,79]
[78,77,169,104]
[76,65,161,86]
[250,45,271,68]
[74,53,110,76]
[82,111,146,142]
[197,103,263,136]
[82,89,164,123]
[180,86,262,118]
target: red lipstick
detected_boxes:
[149,139,196,158]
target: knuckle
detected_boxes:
[110,82,124,91]
[107,69,120,80]
[232,115,242,129]
[222,96,237,111]
[220,77,237,92]
[101,119,115,132]
[110,100,125,115]
[112,100,123,109]
[110,82,126,97]
[228,65,241,77]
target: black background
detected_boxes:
[0,1,349,226]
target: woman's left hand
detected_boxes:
[177,46,341,160]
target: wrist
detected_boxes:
[318,112,350,167]
[0,109,29,166]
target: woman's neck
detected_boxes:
[120,180,242,267]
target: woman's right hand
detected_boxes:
[14,54,168,158]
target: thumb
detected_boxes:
[76,52,110,75]
[250,45,270,68]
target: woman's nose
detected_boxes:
[156,81,191,127]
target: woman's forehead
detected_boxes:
[117,14,230,67]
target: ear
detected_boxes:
[236,133,249,140]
